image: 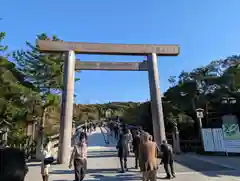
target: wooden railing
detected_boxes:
[180,139,201,152]
[49,120,105,152]
[166,132,201,152]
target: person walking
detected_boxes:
[132,130,141,169]
[116,127,130,173]
[41,140,53,181]
[93,123,96,131]
[69,133,88,181]
[160,140,175,179]
[127,129,133,153]
[114,124,119,140]
[139,134,158,181]
[80,131,88,145]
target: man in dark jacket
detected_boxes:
[160,141,175,179]
[132,130,141,169]
[116,128,129,173]
[114,124,119,140]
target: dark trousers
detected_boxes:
[74,158,87,181]
[114,131,118,139]
[119,157,127,171]
[42,175,48,181]
[163,159,175,178]
[134,151,139,168]
[135,157,139,168]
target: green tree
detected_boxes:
[12,34,68,142]
[0,32,39,145]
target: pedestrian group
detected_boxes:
[116,123,176,180]
[0,122,175,181]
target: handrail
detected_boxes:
[50,120,105,151]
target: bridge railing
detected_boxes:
[49,120,105,152]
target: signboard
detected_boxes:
[202,128,215,152]
[202,128,225,152]
[201,115,240,153]
[222,115,240,152]
[196,112,204,118]
[37,40,180,56]
[75,61,148,71]
[224,140,240,153]
[222,115,240,140]
[212,129,225,152]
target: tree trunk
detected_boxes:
[35,107,47,160]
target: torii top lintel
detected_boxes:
[37,40,180,56]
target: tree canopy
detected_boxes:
[135,56,240,139]
[0,32,68,141]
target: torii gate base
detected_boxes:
[37,40,180,164]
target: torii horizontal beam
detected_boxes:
[75,61,148,71]
[37,40,180,56]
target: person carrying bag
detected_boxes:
[41,140,53,181]
[69,133,88,181]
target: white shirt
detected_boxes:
[73,143,88,159]
[41,143,52,168]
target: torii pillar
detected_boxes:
[58,51,75,164]
[148,53,166,145]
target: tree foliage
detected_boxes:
[0,33,68,140]
[136,56,240,139]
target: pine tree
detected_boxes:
[0,32,32,125]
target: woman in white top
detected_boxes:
[41,141,52,181]
[69,132,88,181]
[127,129,133,153]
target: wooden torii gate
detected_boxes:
[37,40,180,164]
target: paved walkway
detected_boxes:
[25,127,240,181]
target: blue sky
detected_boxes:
[1,0,240,104]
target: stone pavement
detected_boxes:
[25,127,240,181]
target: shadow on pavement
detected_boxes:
[51,168,140,175]
[200,170,240,177]
[27,163,41,167]
[52,173,141,181]
[88,150,117,153]
[51,168,119,175]
[88,168,119,173]
[88,154,117,158]
[89,173,141,181]
[174,154,237,177]
[88,151,135,158]
[50,169,73,175]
